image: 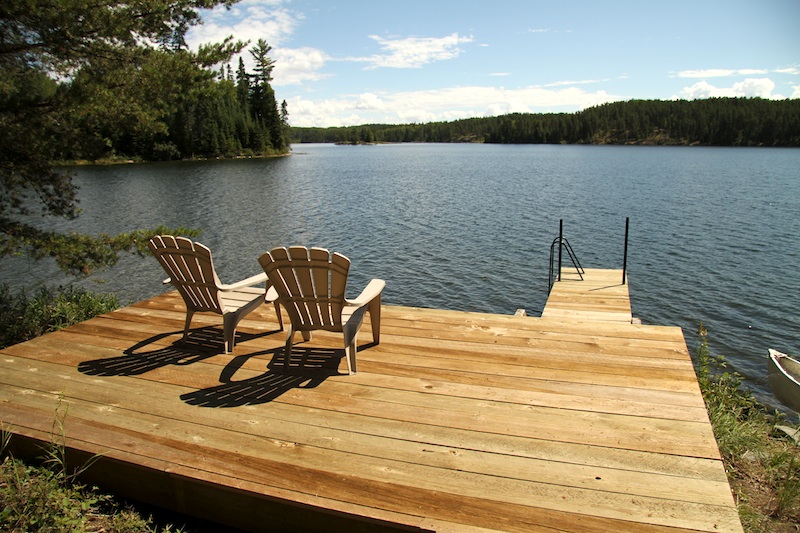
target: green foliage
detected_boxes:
[694,322,800,529]
[1,411,184,533]
[1,0,247,276]
[2,224,201,276]
[64,41,290,161]
[292,97,800,147]
[0,284,119,349]
[0,405,99,532]
[696,322,765,457]
[0,454,98,532]
[0,452,186,532]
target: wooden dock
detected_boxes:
[0,270,742,532]
[542,268,634,323]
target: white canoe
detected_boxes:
[768,349,800,413]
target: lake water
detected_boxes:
[3,143,799,409]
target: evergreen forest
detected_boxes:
[71,39,291,162]
[161,40,290,161]
[291,97,800,147]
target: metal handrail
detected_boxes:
[548,220,584,291]
[547,218,629,290]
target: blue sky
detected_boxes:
[187,0,800,127]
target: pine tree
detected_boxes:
[248,39,285,152]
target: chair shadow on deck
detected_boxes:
[77,326,278,377]
[180,345,352,408]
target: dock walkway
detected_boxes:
[0,270,742,532]
[542,268,634,323]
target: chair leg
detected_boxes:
[223,313,237,354]
[182,310,195,340]
[284,325,294,368]
[342,317,362,375]
[345,334,357,375]
[273,302,284,330]
[368,295,381,344]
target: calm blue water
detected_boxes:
[4,143,799,408]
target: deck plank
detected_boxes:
[0,272,742,532]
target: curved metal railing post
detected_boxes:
[549,220,584,292]
[622,217,629,285]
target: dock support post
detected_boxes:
[558,219,563,282]
[622,217,629,285]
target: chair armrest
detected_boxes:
[162,277,172,285]
[219,272,268,291]
[346,279,385,308]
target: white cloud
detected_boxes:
[188,3,300,50]
[272,47,330,85]
[355,93,385,110]
[188,1,328,86]
[352,33,474,69]
[287,85,620,127]
[676,78,779,99]
[676,68,768,78]
[792,86,800,99]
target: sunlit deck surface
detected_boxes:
[0,269,742,532]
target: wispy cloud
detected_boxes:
[187,1,301,50]
[544,79,607,87]
[350,33,474,69]
[675,68,768,78]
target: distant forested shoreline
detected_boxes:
[291,98,800,147]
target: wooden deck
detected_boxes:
[0,271,742,532]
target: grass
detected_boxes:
[695,322,800,532]
[1,405,186,533]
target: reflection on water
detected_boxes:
[3,143,799,407]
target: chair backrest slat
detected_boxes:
[328,252,349,325]
[259,246,351,331]
[290,246,321,326]
[148,235,222,313]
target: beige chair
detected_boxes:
[258,246,384,374]
[149,235,280,353]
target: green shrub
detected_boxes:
[0,284,119,349]
[695,322,800,529]
[0,446,184,533]
[1,412,184,533]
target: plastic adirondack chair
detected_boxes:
[258,246,385,375]
[148,235,281,353]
